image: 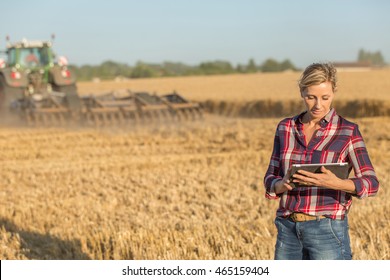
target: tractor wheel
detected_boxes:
[0,75,25,125]
[0,75,6,110]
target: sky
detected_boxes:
[1,0,389,68]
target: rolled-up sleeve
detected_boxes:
[348,125,379,198]
[264,125,283,200]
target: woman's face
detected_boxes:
[301,81,334,121]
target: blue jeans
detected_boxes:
[274,216,352,260]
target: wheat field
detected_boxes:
[77,69,390,101]
[1,70,390,260]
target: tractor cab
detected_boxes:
[1,37,77,116]
[6,40,54,70]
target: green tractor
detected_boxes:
[0,37,202,126]
[0,37,81,124]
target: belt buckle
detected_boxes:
[289,212,300,222]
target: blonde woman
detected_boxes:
[264,62,379,260]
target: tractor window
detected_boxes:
[38,47,50,65]
[7,48,17,66]
[20,48,42,67]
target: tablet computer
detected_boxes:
[290,162,349,188]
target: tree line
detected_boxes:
[69,49,386,81]
[69,58,297,81]
[357,49,386,66]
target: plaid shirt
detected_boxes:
[264,108,379,219]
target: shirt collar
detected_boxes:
[296,108,336,126]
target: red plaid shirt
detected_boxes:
[264,108,379,219]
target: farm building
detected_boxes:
[332,61,372,72]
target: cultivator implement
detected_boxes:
[133,92,174,122]
[161,92,203,121]
[12,90,203,126]
[81,92,140,126]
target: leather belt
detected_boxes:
[289,212,327,222]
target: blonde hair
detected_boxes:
[298,62,337,93]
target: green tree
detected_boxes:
[279,59,296,71]
[358,49,368,62]
[198,60,234,75]
[372,51,385,66]
[235,64,246,73]
[130,61,157,78]
[260,58,280,72]
[246,58,257,73]
[161,61,196,76]
[99,60,130,79]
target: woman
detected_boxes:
[263,62,379,260]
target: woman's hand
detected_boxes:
[292,166,339,188]
[292,166,356,193]
[274,168,294,194]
